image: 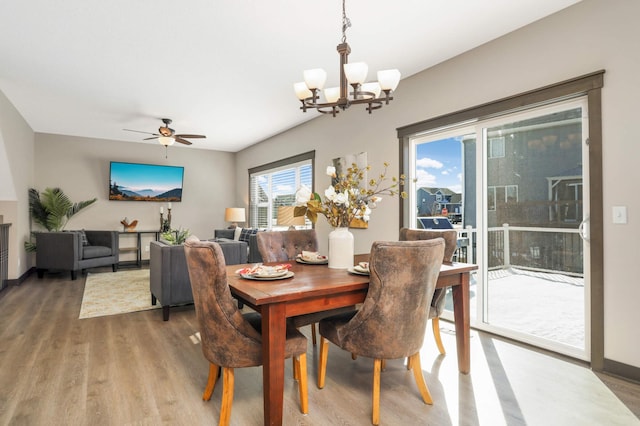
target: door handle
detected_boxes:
[579,216,590,242]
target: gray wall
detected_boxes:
[235,0,640,369]
[31,133,236,262]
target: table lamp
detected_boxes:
[225,207,246,228]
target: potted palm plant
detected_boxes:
[25,187,97,252]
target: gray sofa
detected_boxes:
[35,230,119,280]
[214,228,262,263]
[150,238,248,320]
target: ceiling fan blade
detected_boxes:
[123,128,157,136]
[174,137,193,145]
[143,136,161,140]
[175,134,206,139]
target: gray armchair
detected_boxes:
[214,228,262,263]
[35,230,119,280]
[150,238,249,321]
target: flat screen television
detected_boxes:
[109,161,184,202]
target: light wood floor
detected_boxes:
[1,268,639,426]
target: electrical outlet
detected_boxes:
[145,245,150,252]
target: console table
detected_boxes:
[118,230,161,268]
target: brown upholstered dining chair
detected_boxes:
[317,239,445,425]
[399,227,458,355]
[183,236,308,425]
[256,229,354,345]
[256,229,319,262]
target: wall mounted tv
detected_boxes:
[109,161,184,202]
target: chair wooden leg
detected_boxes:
[373,359,382,425]
[432,317,446,355]
[292,357,299,381]
[203,363,220,401]
[318,337,329,389]
[296,353,309,414]
[406,356,412,370]
[311,323,317,345]
[409,353,432,405]
[219,367,235,426]
[381,359,386,371]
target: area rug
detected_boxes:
[79,269,160,319]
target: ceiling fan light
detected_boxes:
[361,82,381,99]
[344,62,368,84]
[324,87,341,103]
[303,68,327,90]
[294,82,312,100]
[377,69,401,91]
[159,136,174,146]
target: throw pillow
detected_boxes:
[239,227,258,243]
[234,226,243,241]
[68,229,89,246]
[79,229,89,246]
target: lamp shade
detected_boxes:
[360,82,381,99]
[276,206,306,227]
[324,87,340,103]
[225,207,246,223]
[294,82,313,100]
[303,68,327,90]
[344,62,368,84]
[159,136,175,146]
[377,69,401,91]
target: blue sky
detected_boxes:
[110,162,184,191]
[415,137,463,193]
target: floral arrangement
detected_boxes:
[294,162,406,228]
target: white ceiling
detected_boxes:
[0,0,581,153]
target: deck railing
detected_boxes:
[456,223,583,276]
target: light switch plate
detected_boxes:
[612,206,627,224]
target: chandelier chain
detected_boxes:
[341,0,351,44]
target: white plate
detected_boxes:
[251,270,288,278]
[353,265,370,274]
[241,271,295,281]
[347,267,369,276]
[295,257,328,265]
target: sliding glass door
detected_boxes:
[408,98,590,359]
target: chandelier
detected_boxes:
[294,0,401,117]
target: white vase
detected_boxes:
[328,227,354,269]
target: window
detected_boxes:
[488,185,519,210]
[489,136,505,158]
[249,151,314,229]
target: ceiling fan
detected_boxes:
[124,118,206,146]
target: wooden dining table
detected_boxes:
[226,257,477,426]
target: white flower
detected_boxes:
[295,185,312,205]
[354,205,372,221]
[334,191,349,206]
[368,196,382,209]
[362,205,372,221]
[324,185,337,201]
[326,166,336,177]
